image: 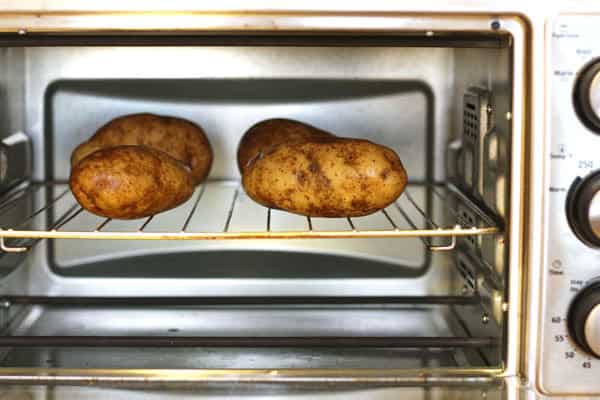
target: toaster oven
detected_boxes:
[0,1,597,399]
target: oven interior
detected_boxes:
[0,34,512,372]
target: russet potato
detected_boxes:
[70,145,194,219]
[242,138,407,217]
[71,113,212,185]
[237,118,334,173]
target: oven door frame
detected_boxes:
[0,10,528,385]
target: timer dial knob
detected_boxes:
[568,282,600,358]
[574,58,600,133]
[566,170,600,247]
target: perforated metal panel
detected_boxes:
[462,87,491,197]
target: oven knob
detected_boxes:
[574,59,600,133]
[568,282,600,358]
[566,170,600,247]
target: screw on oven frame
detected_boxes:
[0,299,10,329]
[482,313,490,324]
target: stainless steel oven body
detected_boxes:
[0,1,594,399]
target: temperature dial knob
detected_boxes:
[568,282,600,358]
[566,170,600,247]
[574,58,600,133]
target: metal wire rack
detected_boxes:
[0,180,500,253]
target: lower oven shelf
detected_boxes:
[0,303,498,369]
[0,181,500,253]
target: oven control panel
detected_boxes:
[541,15,600,394]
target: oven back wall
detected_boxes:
[30,46,451,182]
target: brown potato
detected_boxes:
[71,113,213,185]
[237,118,334,173]
[70,146,194,219]
[242,139,407,217]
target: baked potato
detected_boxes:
[237,118,334,173]
[70,145,194,219]
[71,113,212,185]
[242,138,407,217]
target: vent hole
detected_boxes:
[457,260,476,289]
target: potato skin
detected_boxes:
[237,118,334,173]
[242,139,407,217]
[71,113,213,185]
[70,146,194,219]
